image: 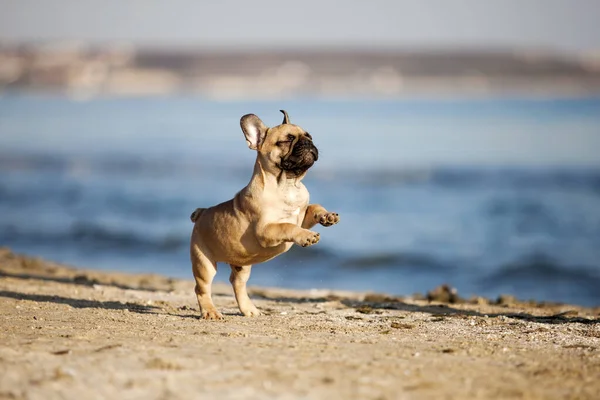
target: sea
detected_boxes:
[1,94,599,306]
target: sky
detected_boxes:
[1,0,599,53]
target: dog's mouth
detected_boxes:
[280,141,318,176]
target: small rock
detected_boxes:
[146,357,183,370]
[345,315,363,320]
[469,296,489,305]
[363,293,400,303]
[53,366,76,380]
[51,349,71,356]
[73,274,98,285]
[391,322,414,329]
[427,284,462,304]
[356,305,374,314]
[496,294,518,306]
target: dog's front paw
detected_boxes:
[317,212,340,227]
[295,230,320,247]
[201,308,224,320]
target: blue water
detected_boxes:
[1,95,600,306]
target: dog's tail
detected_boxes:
[190,208,207,223]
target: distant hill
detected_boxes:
[1,44,599,98]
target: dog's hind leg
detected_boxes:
[190,246,222,320]
[229,265,260,317]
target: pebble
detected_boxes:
[54,366,76,379]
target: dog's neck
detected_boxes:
[251,157,305,190]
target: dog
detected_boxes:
[189,110,339,319]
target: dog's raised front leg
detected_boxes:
[229,265,260,317]
[257,223,320,248]
[302,204,340,229]
[190,246,222,320]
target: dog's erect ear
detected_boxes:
[280,109,290,125]
[240,114,268,150]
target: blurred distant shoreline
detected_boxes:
[1,43,600,99]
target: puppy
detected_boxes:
[189,110,339,319]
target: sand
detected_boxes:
[0,247,599,400]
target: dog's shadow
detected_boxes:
[338,298,600,325]
[249,289,333,305]
[0,270,170,293]
[0,290,160,314]
[248,290,599,325]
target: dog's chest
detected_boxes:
[269,183,308,221]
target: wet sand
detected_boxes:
[0,247,599,399]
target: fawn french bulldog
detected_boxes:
[190,110,339,319]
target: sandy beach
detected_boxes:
[0,247,598,399]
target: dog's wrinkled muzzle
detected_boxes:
[281,140,318,176]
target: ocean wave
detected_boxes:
[429,168,600,191]
[479,253,600,298]
[3,152,600,193]
[283,245,336,260]
[335,167,600,192]
[0,222,188,253]
[338,251,446,271]
[0,152,248,179]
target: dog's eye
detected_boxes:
[276,134,296,146]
